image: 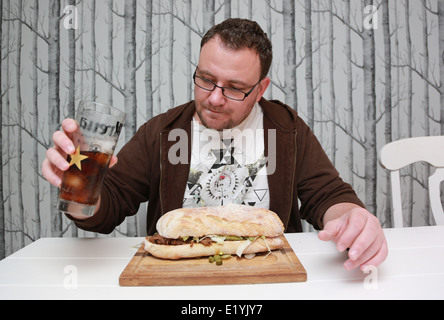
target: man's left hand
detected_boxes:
[318,205,388,271]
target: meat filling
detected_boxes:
[148,234,214,247]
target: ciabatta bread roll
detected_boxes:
[144,204,285,260]
[156,203,284,238]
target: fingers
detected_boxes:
[109,155,118,168]
[57,119,78,153]
[346,214,381,260]
[361,238,388,271]
[42,157,64,187]
[319,208,388,271]
[61,118,78,134]
[42,119,78,187]
[46,145,69,170]
[42,118,119,188]
[336,212,376,254]
[42,144,71,187]
[318,214,346,242]
[318,225,337,242]
[51,132,73,155]
[344,230,388,271]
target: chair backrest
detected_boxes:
[379,136,444,227]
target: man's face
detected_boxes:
[194,37,270,131]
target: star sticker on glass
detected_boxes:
[69,146,89,171]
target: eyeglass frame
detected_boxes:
[193,68,263,102]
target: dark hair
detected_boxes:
[201,18,273,80]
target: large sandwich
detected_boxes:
[144,204,285,260]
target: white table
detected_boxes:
[0,226,443,300]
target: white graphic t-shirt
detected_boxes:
[183,103,270,209]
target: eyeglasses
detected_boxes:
[193,69,262,102]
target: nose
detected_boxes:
[208,86,226,106]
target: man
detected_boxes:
[42,19,387,271]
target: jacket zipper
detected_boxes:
[285,131,298,229]
[159,132,165,214]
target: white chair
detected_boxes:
[379,136,444,227]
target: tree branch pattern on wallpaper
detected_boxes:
[1,0,443,258]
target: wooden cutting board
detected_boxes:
[119,236,307,286]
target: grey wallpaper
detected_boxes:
[1,0,443,257]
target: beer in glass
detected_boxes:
[58,102,126,218]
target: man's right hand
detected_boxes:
[42,119,78,188]
[42,119,118,188]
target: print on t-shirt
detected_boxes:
[183,104,270,209]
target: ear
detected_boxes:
[256,77,271,103]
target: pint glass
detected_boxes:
[58,102,126,218]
